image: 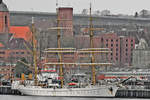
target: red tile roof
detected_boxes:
[9,26,32,41]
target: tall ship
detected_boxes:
[14,3,119,97]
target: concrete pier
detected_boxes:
[0,86,21,95]
[116,89,150,98]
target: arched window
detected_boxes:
[5,15,8,27]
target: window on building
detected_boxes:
[0,51,5,54]
[126,44,128,47]
[5,16,8,27]
[131,39,133,42]
[111,53,113,56]
[126,49,128,51]
[16,52,19,54]
[126,39,128,42]
[106,39,108,42]
[101,38,103,42]
[116,57,118,61]
[111,44,113,47]
[116,44,118,47]
[21,52,24,54]
[111,48,113,51]
[106,44,108,47]
[116,53,118,56]
[111,39,113,42]
[116,48,118,51]
[131,43,133,47]
[116,39,118,42]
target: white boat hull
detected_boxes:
[18,85,118,97]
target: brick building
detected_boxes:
[75,33,135,66]
[58,7,73,37]
[0,1,75,79]
[119,36,135,66]
[0,0,136,79]
[0,0,32,63]
[0,65,15,80]
[0,0,32,79]
[0,0,10,33]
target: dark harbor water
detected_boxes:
[0,95,149,100]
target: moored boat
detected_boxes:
[15,3,119,98]
[18,85,118,97]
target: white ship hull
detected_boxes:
[18,85,118,97]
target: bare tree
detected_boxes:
[94,10,101,16]
[81,9,88,15]
[101,10,111,16]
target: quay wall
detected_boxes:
[0,86,21,95]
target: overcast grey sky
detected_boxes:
[3,0,150,15]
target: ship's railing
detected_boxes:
[44,63,113,66]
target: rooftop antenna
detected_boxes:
[56,0,58,8]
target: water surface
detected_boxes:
[0,95,149,100]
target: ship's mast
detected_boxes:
[89,3,96,85]
[47,3,73,88]
[56,5,64,88]
[46,2,110,87]
[31,17,38,86]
